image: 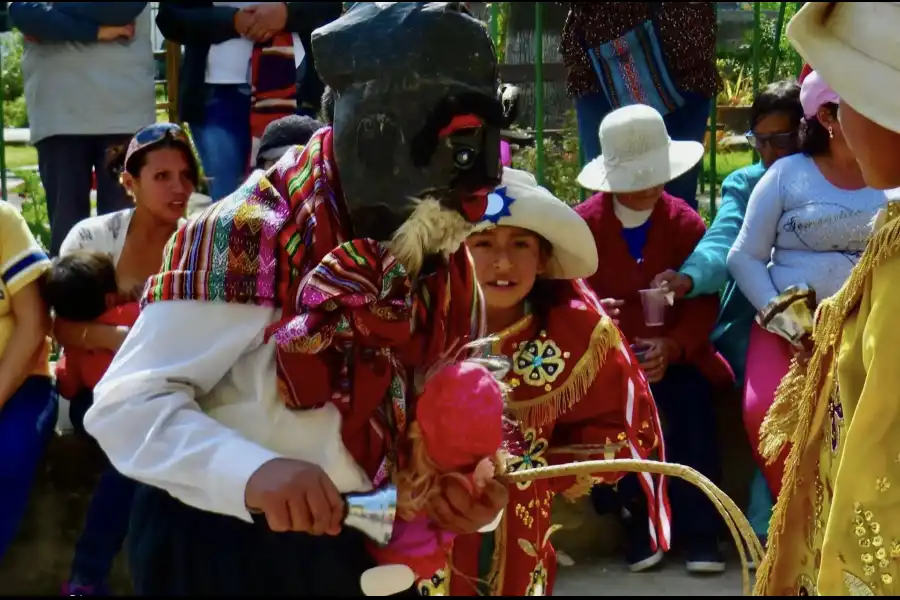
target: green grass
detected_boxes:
[5,144,38,170]
[701,149,755,186]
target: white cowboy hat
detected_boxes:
[474,167,598,280]
[787,2,900,135]
[576,104,705,193]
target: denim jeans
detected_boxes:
[575,90,711,210]
[0,376,58,560]
[190,84,252,201]
[68,390,137,588]
[593,365,723,550]
[37,134,134,256]
[747,468,774,538]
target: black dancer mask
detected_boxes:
[312,2,503,272]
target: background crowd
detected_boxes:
[0,1,889,596]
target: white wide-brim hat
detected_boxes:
[787,2,900,135]
[577,104,705,193]
[473,167,598,280]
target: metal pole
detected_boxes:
[0,37,7,202]
[767,1,787,83]
[751,2,762,164]
[534,2,545,185]
[752,2,761,96]
[794,2,805,76]
[708,1,720,221]
[489,2,500,47]
[578,139,585,203]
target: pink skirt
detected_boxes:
[742,325,793,497]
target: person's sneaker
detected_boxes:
[628,547,664,572]
[623,507,664,572]
[685,544,727,574]
[62,581,107,596]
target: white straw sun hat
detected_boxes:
[576,104,705,193]
[475,167,599,280]
[787,2,900,135]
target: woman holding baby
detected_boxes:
[47,123,200,595]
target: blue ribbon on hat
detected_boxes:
[482,186,516,224]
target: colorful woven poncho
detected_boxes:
[143,127,485,483]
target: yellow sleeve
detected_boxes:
[818,253,900,595]
[0,203,50,296]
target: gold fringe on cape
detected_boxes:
[506,317,621,430]
[755,202,900,594]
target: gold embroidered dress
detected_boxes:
[757,196,900,596]
[435,292,664,596]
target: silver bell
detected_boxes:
[343,484,397,547]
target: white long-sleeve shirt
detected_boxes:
[85,300,372,523]
[727,154,887,310]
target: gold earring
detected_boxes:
[828,126,834,139]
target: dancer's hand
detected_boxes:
[245,458,345,535]
[426,477,508,535]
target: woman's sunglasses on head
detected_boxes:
[134,123,190,148]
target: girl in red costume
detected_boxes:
[430,168,668,596]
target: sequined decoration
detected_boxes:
[418,569,449,596]
[512,332,566,391]
[796,573,816,596]
[808,470,825,549]
[828,382,844,454]
[852,502,895,592]
[524,560,548,596]
[558,3,719,99]
[843,572,875,596]
[506,428,549,491]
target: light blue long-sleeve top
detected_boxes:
[727,154,887,311]
[678,162,764,385]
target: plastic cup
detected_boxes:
[630,343,651,364]
[639,288,668,327]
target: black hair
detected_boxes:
[41,250,118,322]
[750,79,803,131]
[106,136,200,186]
[526,278,562,333]
[800,102,839,156]
[524,237,558,331]
[256,115,325,168]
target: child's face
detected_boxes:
[466,226,547,311]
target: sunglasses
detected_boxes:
[133,122,190,148]
[745,131,797,151]
[125,123,192,171]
